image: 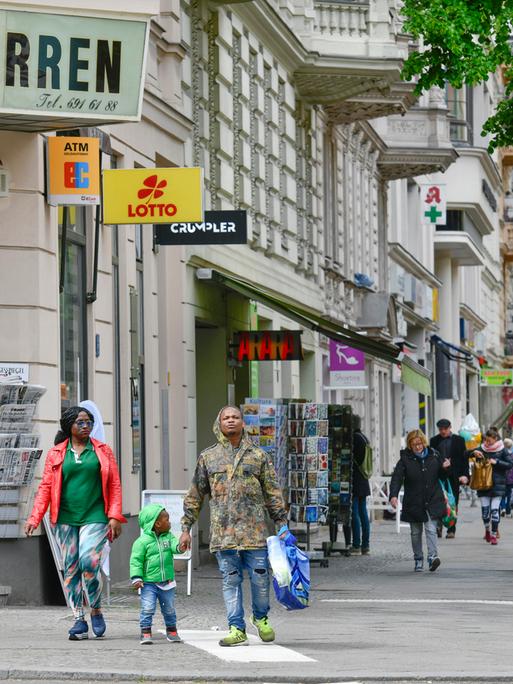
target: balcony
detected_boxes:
[434,230,484,267]
[371,99,458,180]
[292,0,417,123]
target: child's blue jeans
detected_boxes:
[139,583,176,629]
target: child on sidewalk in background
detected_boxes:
[130,503,186,645]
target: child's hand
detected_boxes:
[178,541,188,553]
[132,580,143,590]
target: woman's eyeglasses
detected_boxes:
[75,420,93,428]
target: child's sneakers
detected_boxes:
[166,627,182,643]
[68,619,89,640]
[140,629,153,645]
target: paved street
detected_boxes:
[2,497,513,683]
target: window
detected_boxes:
[59,207,87,408]
[446,85,472,144]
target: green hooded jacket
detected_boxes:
[129,503,181,583]
[181,407,288,552]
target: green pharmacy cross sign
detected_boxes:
[424,205,442,223]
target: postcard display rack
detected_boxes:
[241,399,288,491]
[0,383,46,538]
[325,404,354,556]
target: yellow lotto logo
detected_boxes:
[102,168,203,224]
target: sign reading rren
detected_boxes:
[0,10,147,125]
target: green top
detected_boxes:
[57,440,108,526]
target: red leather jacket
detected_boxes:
[27,437,127,528]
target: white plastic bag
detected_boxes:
[266,535,291,588]
[460,413,479,434]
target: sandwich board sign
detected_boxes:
[141,489,193,596]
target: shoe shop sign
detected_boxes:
[0,10,148,129]
[154,210,248,245]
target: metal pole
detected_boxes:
[59,206,68,294]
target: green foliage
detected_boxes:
[400,0,513,149]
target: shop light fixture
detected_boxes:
[196,268,213,280]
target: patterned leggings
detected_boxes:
[53,523,108,619]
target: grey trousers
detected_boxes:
[410,516,438,561]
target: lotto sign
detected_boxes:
[47,137,100,205]
[421,184,446,225]
[102,168,203,224]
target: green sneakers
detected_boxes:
[218,625,248,647]
[250,615,275,643]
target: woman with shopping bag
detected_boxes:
[389,429,450,573]
[470,427,513,545]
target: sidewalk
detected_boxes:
[2,498,513,683]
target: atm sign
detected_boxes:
[47,136,100,205]
[234,331,303,362]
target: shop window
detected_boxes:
[130,224,146,489]
[112,225,121,469]
[59,207,87,408]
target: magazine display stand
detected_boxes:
[0,382,45,538]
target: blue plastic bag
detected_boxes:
[267,535,310,610]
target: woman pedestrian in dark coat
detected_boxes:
[390,429,450,572]
[470,427,512,545]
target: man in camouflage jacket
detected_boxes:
[180,406,288,647]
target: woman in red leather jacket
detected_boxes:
[25,406,126,641]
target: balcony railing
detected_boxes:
[313,1,369,40]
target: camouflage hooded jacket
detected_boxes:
[181,409,288,552]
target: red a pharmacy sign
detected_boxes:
[421,184,446,225]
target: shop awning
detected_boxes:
[197,268,431,394]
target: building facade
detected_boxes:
[0,0,506,601]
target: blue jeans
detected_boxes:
[139,583,177,630]
[216,548,270,631]
[352,496,370,549]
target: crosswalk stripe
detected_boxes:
[158,629,316,663]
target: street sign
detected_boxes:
[0,10,148,127]
[47,137,100,205]
[421,183,446,225]
[154,210,247,245]
[102,168,203,224]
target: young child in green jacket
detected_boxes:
[130,503,185,645]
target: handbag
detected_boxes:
[470,455,493,491]
[439,479,457,529]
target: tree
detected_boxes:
[400,0,513,150]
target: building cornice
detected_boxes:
[459,303,486,331]
[389,242,442,289]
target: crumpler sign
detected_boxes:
[102,168,203,224]
[154,210,247,245]
[47,137,100,205]
[0,10,147,124]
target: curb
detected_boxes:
[5,671,513,683]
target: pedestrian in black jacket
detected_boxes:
[350,415,371,556]
[390,429,450,573]
[430,418,469,539]
[470,427,513,546]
